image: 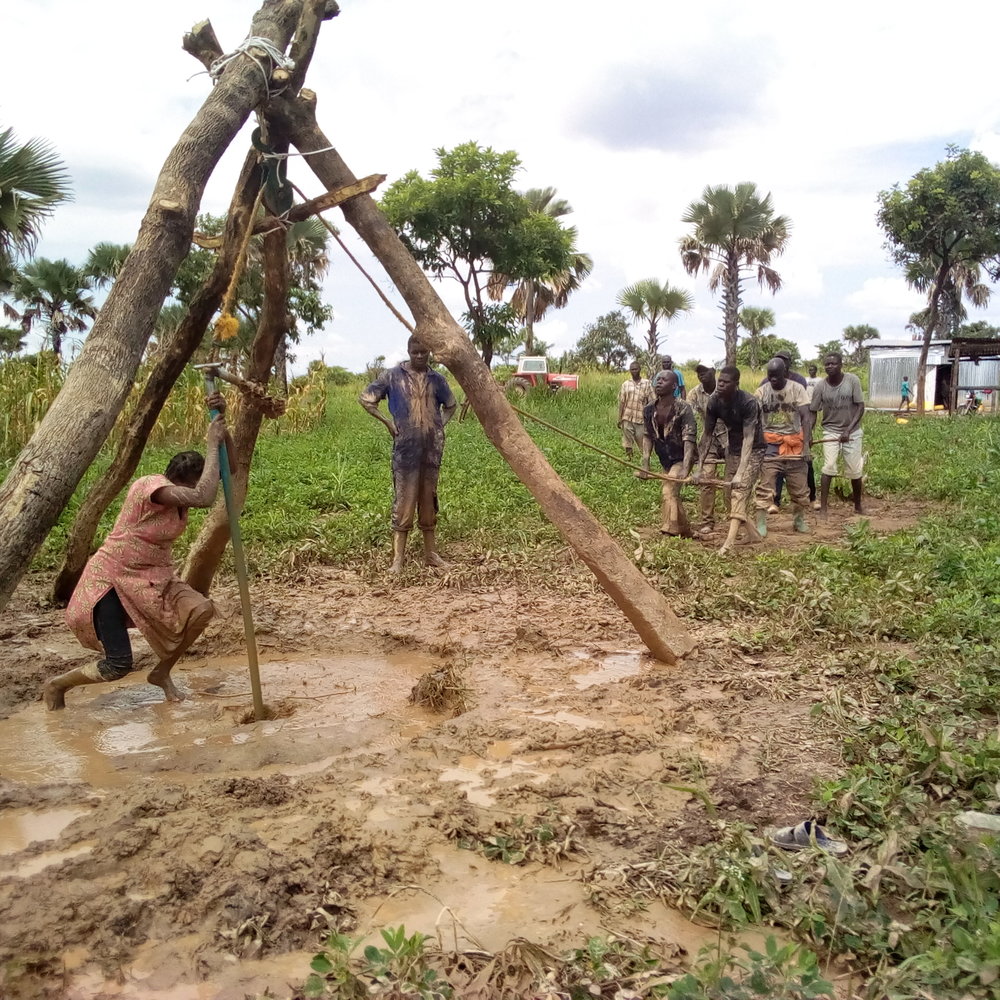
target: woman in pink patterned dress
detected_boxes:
[45,400,230,709]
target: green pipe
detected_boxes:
[201,370,265,721]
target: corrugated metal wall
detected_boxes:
[956,358,1000,390]
[869,355,921,408]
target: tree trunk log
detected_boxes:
[0,0,305,612]
[276,91,696,663]
[914,263,949,416]
[184,206,292,594]
[50,154,264,605]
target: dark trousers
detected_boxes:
[775,460,816,504]
[93,589,134,680]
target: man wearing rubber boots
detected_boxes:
[360,334,457,574]
[754,358,813,537]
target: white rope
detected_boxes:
[208,36,295,90]
[259,143,339,161]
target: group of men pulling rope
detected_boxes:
[621,351,865,555]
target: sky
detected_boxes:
[6,0,1000,373]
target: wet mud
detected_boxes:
[0,498,915,998]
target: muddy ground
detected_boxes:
[0,497,919,999]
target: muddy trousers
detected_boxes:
[698,457,729,527]
[724,450,765,523]
[658,462,691,536]
[774,460,815,504]
[391,460,441,532]
[89,589,134,681]
[757,458,809,514]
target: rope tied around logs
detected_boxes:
[208,36,295,93]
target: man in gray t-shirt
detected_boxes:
[809,352,865,514]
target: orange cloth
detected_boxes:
[764,430,805,457]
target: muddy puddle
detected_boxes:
[0,651,439,789]
[0,635,774,1000]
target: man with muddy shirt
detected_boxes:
[693,366,766,555]
[637,370,697,536]
[810,352,865,515]
[360,335,457,573]
[687,364,728,535]
[754,358,813,537]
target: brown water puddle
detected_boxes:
[570,651,644,689]
[0,651,438,789]
[0,804,89,853]
[357,843,720,956]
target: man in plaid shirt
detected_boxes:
[618,360,655,460]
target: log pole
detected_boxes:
[275,92,696,663]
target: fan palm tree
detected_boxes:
[0,127,71,270]
[737,306,776,370]
[12,257,96,358]
[616,278,693,359]
[488,187,593,353]
[906,259,990,338]
[679,183,791,365]
[83,242,132,289]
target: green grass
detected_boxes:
[11,369,1000,996]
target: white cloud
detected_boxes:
[6,0,1000,376]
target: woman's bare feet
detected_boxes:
[147,666,185,702]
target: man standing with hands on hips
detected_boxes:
[360,334,457,574]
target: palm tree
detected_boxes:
[841,324,880,365]
[679,183,791,365]
[616,278,693,359]
[0,127,71,270]
[83,242,132,289]
[12,257,97,358]
[737,306,776,370]
[488,187,593,353]
[906,259,990,338]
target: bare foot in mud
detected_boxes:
[147,668,185,702]
[43,680,66,710]
[424,552,450,570]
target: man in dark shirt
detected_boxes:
[694,366,766,555]
[638,370,697,536]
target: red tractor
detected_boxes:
[505,356,579,395]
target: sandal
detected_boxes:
[768,820,848,856]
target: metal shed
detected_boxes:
[867,339,1000,411]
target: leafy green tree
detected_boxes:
[487,187,593,354]
[737,306,776,370]
[955,320,1000,339]
[735,333,799,370]
[573,310,638,370]
[616,279,693,358]
[172,213,332,370]
[813,338,845,362]
[0,325,25,356]
[842,323,880,365]
[380,142,574,365]
[0,127,71,273]
[11,257,96,358]
[877,146,1000,412]
[679,183,791,365]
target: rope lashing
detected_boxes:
[259,143,339,161]
[214,184,267,343]
[208,36,295,91]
